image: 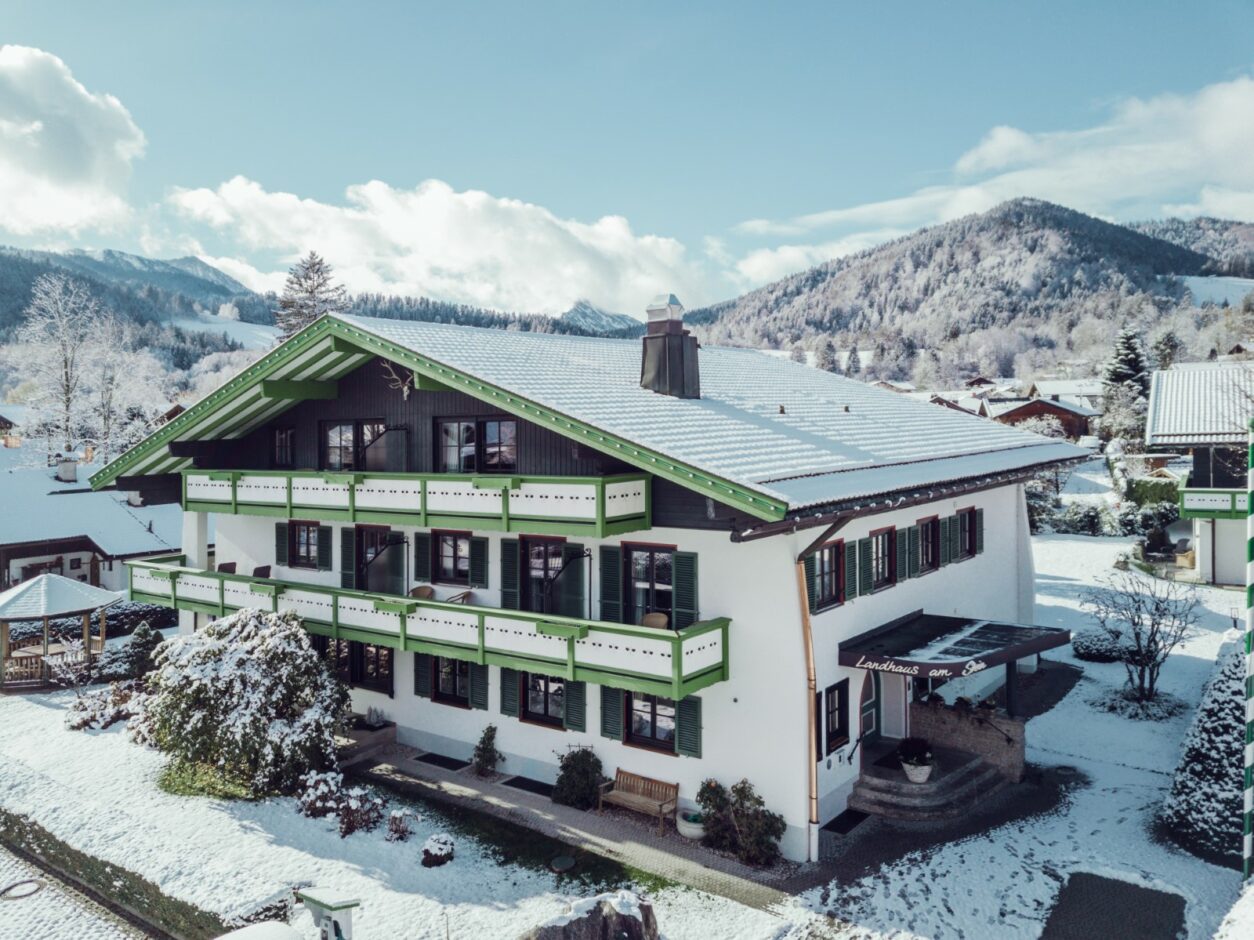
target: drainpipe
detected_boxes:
[794,559,819,859]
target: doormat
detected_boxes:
[821,809,869,835]
[872,749,902,770]
[501,775,555,798]
[415,752,470,771]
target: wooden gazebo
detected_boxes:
[0,574,121,690]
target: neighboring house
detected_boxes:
[870,380,915,394]
[983,398,1098,439]
[0,460,183,590]
[1145,362,1254,585]
[1025,379,1105,412]
[89,298,1083,862]
[0,404,27,447]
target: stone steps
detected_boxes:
[847,754,1006,821]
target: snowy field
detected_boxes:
[0,534,1246,939]
[170,313,281,350]
[1059,457,1117,508]
[1180,275,1254,307]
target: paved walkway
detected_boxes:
[1040,872,1186,940]
[356,747,796,910]
[0,844,145,939]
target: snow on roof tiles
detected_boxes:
[0,466,182,556]
[1146,363,1254,446]
[0,573,121,620]
[336,314,1086,508]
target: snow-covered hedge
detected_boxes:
[140,608,350,795]
[94,621,164,682]
[1070,629,1123,663]
[8,600,176,644]
[1160,645,1244,864]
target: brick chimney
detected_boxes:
[640,294,700,399]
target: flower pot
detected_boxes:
[901,761,934,784]
[676,812,706,841]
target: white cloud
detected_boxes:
[0,46,145,235]
[169,176,704,315]
[733,229,909,286]
[731,75,1254,282]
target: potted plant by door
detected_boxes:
[897,737,934,784]
[676,810,705,841]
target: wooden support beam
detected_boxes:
[259,379,338,400]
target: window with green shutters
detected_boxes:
[672,551,699,629]
[274,522,288,566]
[844,542,859,600]
[563,680,586,732]
[857,538,873,595]
[675,696,701,757]
[894,529,908,583]
[939,516,953,565]
[413,652,432,697]
[468,537,489,588]
[598,546,622,623]
[907,524,921,577]
[975,508,985,554]
[468,662,489,710]
[413,532,431,582]
[802,554,819,611]
[316,525,333,570]
[500,539,520,609]
[500,666,519,716]
[340,527,356,589]
[600,685,623,739]
[556,543,586,618]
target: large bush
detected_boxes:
[140,608,349,795]
[94,621,164,682]
[552,747,604,810]
[696,778,786,866]
[1161,646,1244,865]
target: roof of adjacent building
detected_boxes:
[1146,362,1254,447]
[90,314,1084,520]
[985,397,1099,419]
[1,464,183,556]
[0,573,122,621]
[1029,379,1106,398]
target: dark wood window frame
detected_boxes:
[432,529,472,585]
[319,418,387,471]
[956,506,978,560]
[311,636,393,696]
[625,691,677,752]
[814,540,844,610]
[869,526,896,590]
[622,541,678,627]
[432,656,471,708]
[434,415,519,474]
[272,427,295,469]
[289,520,321,569]
[918,515,941,574]
[521,535,567,614]
[520,671,565,728]
[825,679,850,753]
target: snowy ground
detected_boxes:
[0,534,1245,939]
[1180,275,1254,307]
[170,313,281,350]
[1059,457,1117,508]
[0,844,141,939]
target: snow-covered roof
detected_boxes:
[1030,379,1105,398]
[93,314,1085,516]
[1,466,182,556]
[1145,362,1254,447]
[985,398,1099,419]
[0,573,121,620]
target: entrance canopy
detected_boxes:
[0,574,121,621]
[839,610,1069,681]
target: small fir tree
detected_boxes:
[788,345,807,364]
[471,724,505,777]
[845,343,862,376]
[1102,325,1151,399]
[815,338,839,373]
[274,251,349,341]
[1150,331,1184,370]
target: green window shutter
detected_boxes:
[413,652,432,697]
[469,537,489,588]
[274,523,289,566]
[939,517,952,566]
[675,695,702,758]
[672,551,699,629]
[814,690,823,763]
[556,543,587,618]
[413,532,431,582]
[907,525,920,578]
[844,542,858,600]
[599,546,622,623]
[469,662,489,710]
[339,527,356,589]
[500,539,520,610]
[563,680,586,732]
[949,514,962,561]
[803,554,818,611]
[316,525,332,570]
[894,530,907,584]
[975,508,985,554]
[600,685,624,740]
[857,538,872,595]
[500,667,519,717]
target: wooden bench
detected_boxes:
[598,769,679,834]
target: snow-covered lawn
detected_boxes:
[0,534,1245,938]
[1059,457,1117,508]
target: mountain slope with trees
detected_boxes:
[1127,217,1254,276]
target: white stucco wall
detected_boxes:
[1194,518,1245,586]
[199,480,1033,862]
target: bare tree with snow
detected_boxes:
[274,251,349,341]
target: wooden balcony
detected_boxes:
[1178,486,1248,520]
[180,470,651,538]
[127,556,729,699]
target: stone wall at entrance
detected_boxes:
[908,702,1025,781]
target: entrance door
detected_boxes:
[88,555,100,587]
[859,671,881,745]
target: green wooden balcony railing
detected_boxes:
[1178,486,1248,520]
[127,556,729,699]
[180,469,651,538]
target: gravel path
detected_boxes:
[0,843,145,939]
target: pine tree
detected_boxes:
[815,338,838,373]
[845,343,862,376]
[1150,331,1183,371]
[274,252,349,341]
[1102,325,1150,399]
[789,345,806,364]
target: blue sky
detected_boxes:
[3,1,1254,313]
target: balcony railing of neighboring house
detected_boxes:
[180,470,651,538]
[126,555,729,699]
[1178,486,1249,520]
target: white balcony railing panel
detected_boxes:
[605,479,648,519]
[176,574,221,604]
[290,478,351,509]
[483,615,568,663]
[681,631,723,676]
[337,596,401,634]
[355,478,424,513]
[509,482,597,520]
[573,631,673,678]
[185,476,232,502]
[424,480,503,516]
[235,475,287,505]
[407,607,480,648]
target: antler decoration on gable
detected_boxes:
[380,361,417,400]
